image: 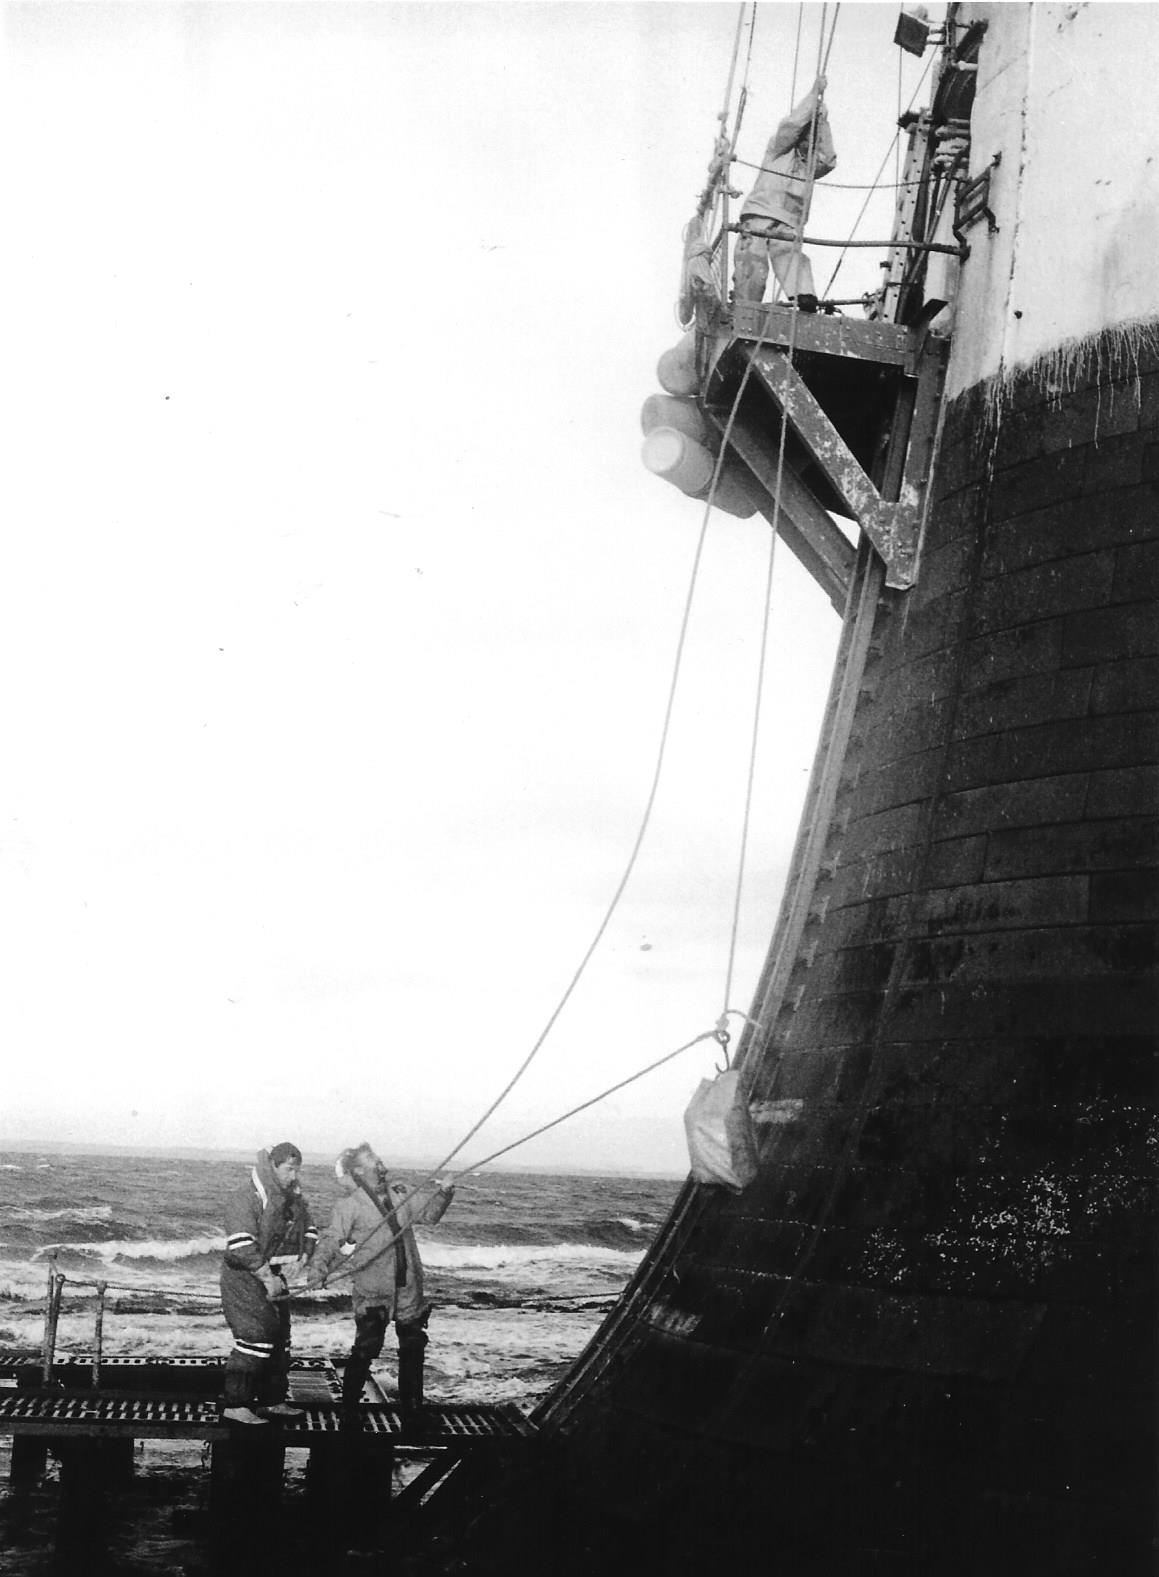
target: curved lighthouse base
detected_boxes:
[429,326,1158,1577]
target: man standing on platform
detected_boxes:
[309,1143,453,1421]
[733,75,836,312]
[219,1142,317,1426]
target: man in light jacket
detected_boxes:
[733,76,836,311]
[309,1143,453,1419]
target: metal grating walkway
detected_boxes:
[0,1351,331,1376]
[0,1391,534,1445]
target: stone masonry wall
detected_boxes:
[535,326,1158,1577]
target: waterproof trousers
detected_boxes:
[342,1305,429,1413]
[733,217,815,304]
[220,1265,291,1408]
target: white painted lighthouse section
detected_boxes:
[946,2,1159,400]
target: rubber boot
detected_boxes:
[341,1357,371,1425]
[397,1326,427,1413]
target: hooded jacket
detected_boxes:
[311,1176,451,1321]
[223,1149,318,1275]
[741,86,837,233]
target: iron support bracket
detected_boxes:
[750,347,922,589]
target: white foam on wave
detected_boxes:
[34,1234,224,1264]
[422,1241,643,1272]
[9,1205,114,1224]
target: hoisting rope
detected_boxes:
[717,2,837,1069]
[313,9,834,1285]
[27,14,966,1363]
[789,3,804,101]
[30,1019,722,1312]
[293,1025,731,1293]
[721,2,751,156]
[27,11,809,1327]
[730,160,926,192]
[397,0,773,1213]
[29,4,856,1329]
[821,46,935,299]
[681,3,756,326]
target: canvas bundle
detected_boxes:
[683,1069,758,1192]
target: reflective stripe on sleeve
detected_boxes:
[233,1339,275,1360]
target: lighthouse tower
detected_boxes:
[440,9,1158,1574]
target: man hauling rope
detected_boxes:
[309,1143,454,1421]
[733,75,836,312]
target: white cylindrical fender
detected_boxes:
[656,330,699,396]
[641,426,716,497]
[698,459,757,520]
[640,393,710,445]
[642,427,758,520]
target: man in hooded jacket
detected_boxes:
[733,75,837,311]
[219,1141,317,1425]
[309,1142,453,1419]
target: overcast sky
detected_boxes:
[0,2,933,1175]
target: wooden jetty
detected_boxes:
[0,1349,535,1570]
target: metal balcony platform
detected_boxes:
[725,298,916,369]
[691,295,949,601]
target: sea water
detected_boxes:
[0,1150,681,1406]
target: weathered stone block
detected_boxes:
[959,616,1065,690]
[892,586,969,661]
[1085,763,1159,817]
[1088,868,1159,922]
[980,487,1156,576]
[1111,536,1159,602]
[1040,382,1141,453]
[951,669,1093,739]
[839,801,926,863]
[946,713,1155,793]
[1089,655,1159,715]
[970,550,1116,636]
[920,875,1089,935]
[859,748,946,819]
[984,815,1159,881]
[935,774,1089,839]
[990,447,1087,521]
[910,530,976,607]
[923,480,984,547]
[923,835,988,887]
[993,404,1046,468]
[1083,432,1145,493]
[1062,600,1159,664]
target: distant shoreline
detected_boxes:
[0,1139,684,1181]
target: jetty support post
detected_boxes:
[10,1361,49,1484]
[305,1432,393,1555]
[92,1280,107,1389]
[209,1433,288,1574]
[40,1256,63,1384]
[8,1427,48,1486]
[54,1437,131,1567]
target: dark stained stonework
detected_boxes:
[436,329,1158,1576]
